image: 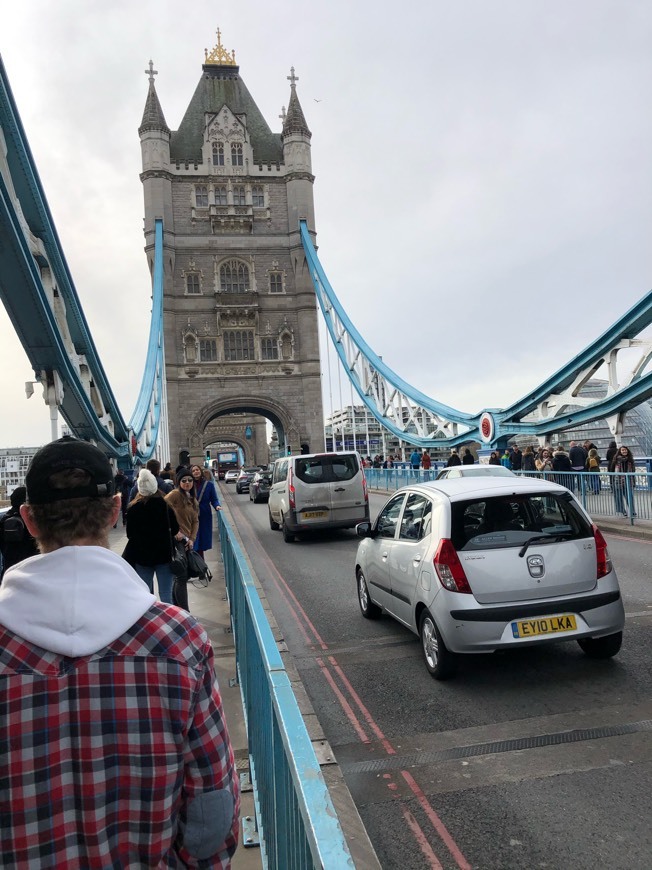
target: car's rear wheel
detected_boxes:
[282,516,295,543]
[357,569,381,619]
[269,510,280,531]
[578,631,622,659]
[419,611,457,680]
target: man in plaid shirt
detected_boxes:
[0,437,239,867]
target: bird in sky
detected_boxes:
[314,98,322,103]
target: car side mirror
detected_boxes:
[356,522,373,538]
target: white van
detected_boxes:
[268,451,370,542]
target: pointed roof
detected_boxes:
[282,67,311,139]
[139,61,170,135]
[169,66,282,164]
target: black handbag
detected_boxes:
[186,549,212,584]
[171,540,188,579]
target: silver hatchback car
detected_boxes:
[355,477,624,679]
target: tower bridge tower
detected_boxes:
[139,31,324,465]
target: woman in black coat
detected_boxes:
[125,469,180,603]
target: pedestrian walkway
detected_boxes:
[107,523,262,870]
[592,514,652,541]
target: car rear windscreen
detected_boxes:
[451,491,592,551]
[294,454,359,484]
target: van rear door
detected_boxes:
[328,453,368,524]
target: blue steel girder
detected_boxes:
[300,222,481,449]
[0,55,164,461]
[128,219,166,462]
[300,220,652,447]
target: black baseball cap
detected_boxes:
[26,436,115,504]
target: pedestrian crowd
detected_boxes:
[0,437,238,866]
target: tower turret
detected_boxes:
[139,60,173,238]
[282,67,315,232]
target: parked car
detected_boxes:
[236,471,256,494]
[224,469,240,484]
[355,477,624,679]
[269,451,370,542]
[435,465,514,480]
[250,471,273,503]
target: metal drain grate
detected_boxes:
[341,719,652,774]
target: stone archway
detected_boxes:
[184,394,306,465]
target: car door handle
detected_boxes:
[334,487,345,492]
[413,555,422,564]
[382,551,388,559]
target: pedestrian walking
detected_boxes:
[125,469,181,604]
[522,446,536,473]
[500,449,512,470]
[165,469,200,610]
[0,437,239,866]
[510,445,522,471]
[606,441,618,466]
[189,463,221,557]
[585,448,601,494]
[461,448,474,465]
[552,445,573,488]
[568,440,588,491]
[610,446,636,517]
[489,451,501,466]
[0,486,38,581]
[446,449,462,467]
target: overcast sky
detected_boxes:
[1,1,651,449]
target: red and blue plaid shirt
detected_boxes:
[0,602,239,868]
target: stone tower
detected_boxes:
[139,32,324,466]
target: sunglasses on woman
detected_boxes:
[180,477,193,483]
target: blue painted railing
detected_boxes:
[217,511,354,869]
[364,468,651,525]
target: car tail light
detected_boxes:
[288,466,295,510]
[433,539,472,594]
[592,524,612,578]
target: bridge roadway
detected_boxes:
[220,484,652,870]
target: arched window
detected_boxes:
[212,142,224,166]
[261,337,279,360]
[200,339,217,361]
[186,274,200,294]
[231,143,243,166]
[195,186,208,207]
[233,185,246,206]
[219,260,250,293]
[223,330,255,361]
[215,186,227,206]
[252,185,264,207]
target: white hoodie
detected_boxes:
[0,546,156,656]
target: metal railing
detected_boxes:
[218,511,354,869]
[364,468,652,525]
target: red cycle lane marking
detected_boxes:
[402,806,444,869]
[401,771,472,870]
[316,657,370,743]
[227,500,469,868]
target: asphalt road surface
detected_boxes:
[222,484,652,870]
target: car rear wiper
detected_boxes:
[518,533,575,558]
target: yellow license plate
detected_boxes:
[302,510,327,520]
[511,614,577,639]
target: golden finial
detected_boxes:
[204,27,237,66]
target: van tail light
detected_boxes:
[592,524,612,579]
[362,471,368,503]
[433,539,472,594]
[288,466,296,510]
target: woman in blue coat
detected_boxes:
[189,464,221,557]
